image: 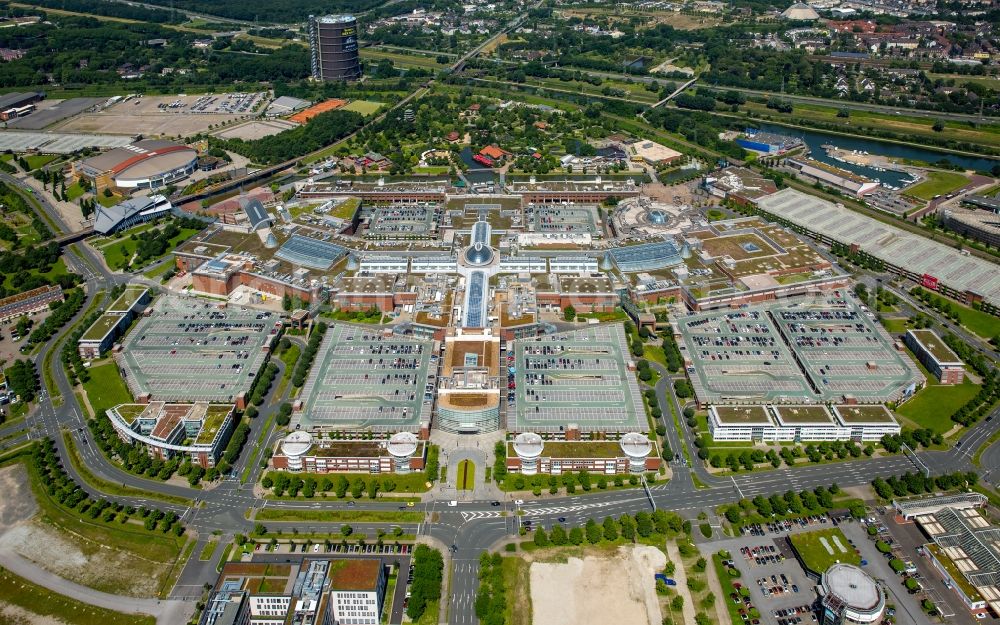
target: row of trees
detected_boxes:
[248,362,279,408]
[723,484,852,524]
[506,469,645,495]
[291,322,328,388]
[263,471,406,498]
[32,439,184,535]
[209,109,365,165]
[27,287,86,347]
[871,471,978,499]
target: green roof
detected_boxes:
[310,442,388,458]
[834,405,896,424]
[908,329,963,365]
[712,405,772,425]
[773,405,833,425]
[80,313,125,342]
[194,405,232,445]
[509,440,626,459]
[108,286,148,313]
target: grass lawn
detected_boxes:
[341,100,384,115]
[24,154,59,170]
[501,557,532,625]
[414,165,450,174]
[65,181,87,201]
[0,567,155,625]
[254,509,423,523]
[142,261,174,279]
[1,257,69,292]
[880,317,911,333]
[789,528,860,574]
[950,301,1000,340]
[906,170,969,201]
[97,193,121,208]
[457,459,474,491]
[713,553,744,625]
[897,376,980,432]
[279,343,300,370]
[199,540,219,561]
[99,226,201,271]
[81,361,133,417]
[331,197,361,220]
[643,344,668,367]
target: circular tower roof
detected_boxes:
[821,564,885,623]
[280,431,313,458]
[512,432,544,459]
[387,431,419,458]
[619,432,653,460]
[464,241,494,266]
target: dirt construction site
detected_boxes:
[53,92,269,138]
[529,545,666,625]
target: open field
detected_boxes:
[789,528,860,574]
[56,93,267,138]
[906,170,969,200]
[340,100,384,116]
[81,362,133,417]
[0,463,185,598]
[529,545,665,625]
[360,48,449,69]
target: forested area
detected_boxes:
[209,109,364,164]
[0,241,79,299]
[140,0,385,22]
[0,16,310,89]
[26,0,184,23]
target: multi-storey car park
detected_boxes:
[507,324,647,436]
[677,296,922,409]
[293,323,434,435]
[114,297,279,408]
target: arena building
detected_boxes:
[818,564,885,624]
[75,139,197,191]
[106,401,236,468]
[270,431,426,474]
[507,431,660,475]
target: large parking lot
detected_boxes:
[679,296,921,404]
[706,512,939,625]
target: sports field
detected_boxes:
[341,100,384,115]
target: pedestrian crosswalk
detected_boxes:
[521,499,625,518]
